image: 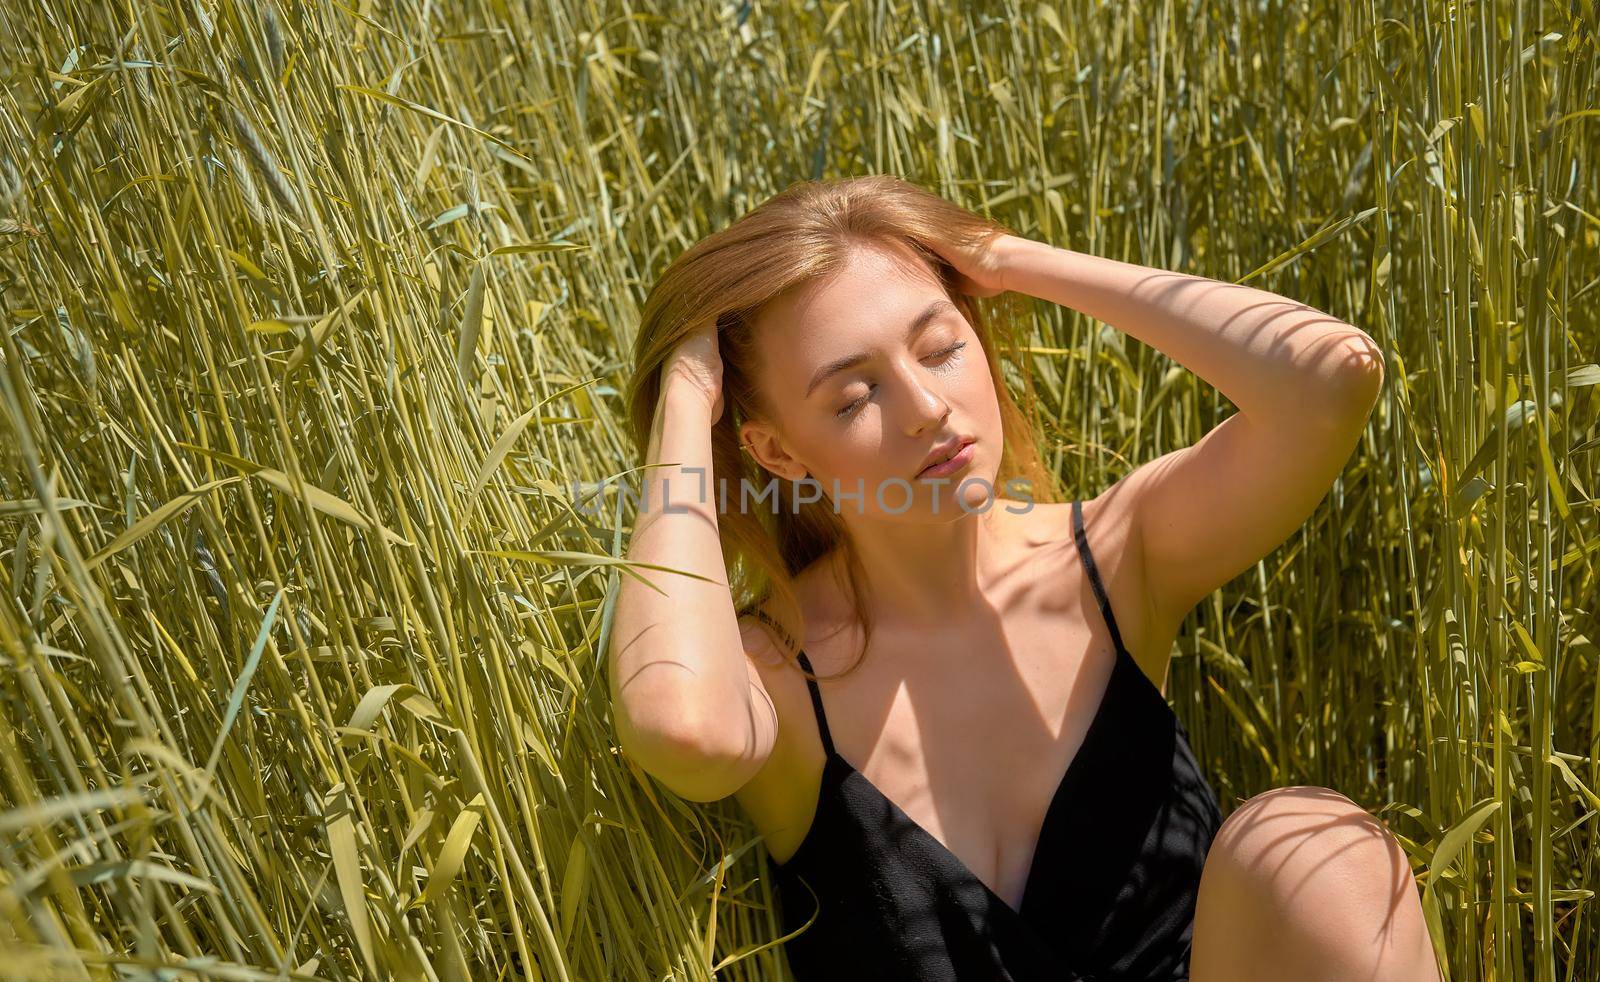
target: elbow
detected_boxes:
[613,697,755,802]
[1322,329,1384,422]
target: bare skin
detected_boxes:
[733,492,1155,911]
[1190,786,1444,982]
[612,228,1440,980]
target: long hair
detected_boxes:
[623,175,1060,681]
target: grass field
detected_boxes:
[0,1,1595,979]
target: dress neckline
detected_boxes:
[767,498,1165,921]
[784,640,1137,920]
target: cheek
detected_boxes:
[814,427,892,480]
[960,360,1003,423]
[787,418,897,493]
[963,366,1006,473]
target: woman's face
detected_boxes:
[740,238,1005,523]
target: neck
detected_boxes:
[832,505,1002,625]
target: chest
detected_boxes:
[814,610,1123,910]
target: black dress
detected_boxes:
[767,499,1225,980]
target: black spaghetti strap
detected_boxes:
[1072,499,1130,657]
[794,650,836,757]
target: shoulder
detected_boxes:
[737,606,793,671]
[731,602,812,762]
[1003,491,1167,685]
[732,552,859,741]
[734,571,836,723]
[734,605,809,751]
[730,600,832,857]
[987,493,1134,568]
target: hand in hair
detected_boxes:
[663,316,725,423]
[930,229,1016,299]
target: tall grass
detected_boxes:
[0,1,1594,979]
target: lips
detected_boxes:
[916,437,974,478]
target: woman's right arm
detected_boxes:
[607,330,779,802]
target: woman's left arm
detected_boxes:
[994,236,1384,624]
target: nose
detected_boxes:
[890,356,951,434]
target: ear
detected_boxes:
[740,417,809,482]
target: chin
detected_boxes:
[945,470,1004,517]
[906,463,1004,521]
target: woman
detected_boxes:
[609,175,1441,981]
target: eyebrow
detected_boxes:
[803,299,958,399]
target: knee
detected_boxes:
[1193,787,1441,981]
[1204,785,1419,917]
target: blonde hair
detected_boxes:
[624,175,1060,681]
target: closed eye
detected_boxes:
[834,341,967,419]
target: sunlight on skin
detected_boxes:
[1190,786,1444,982]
